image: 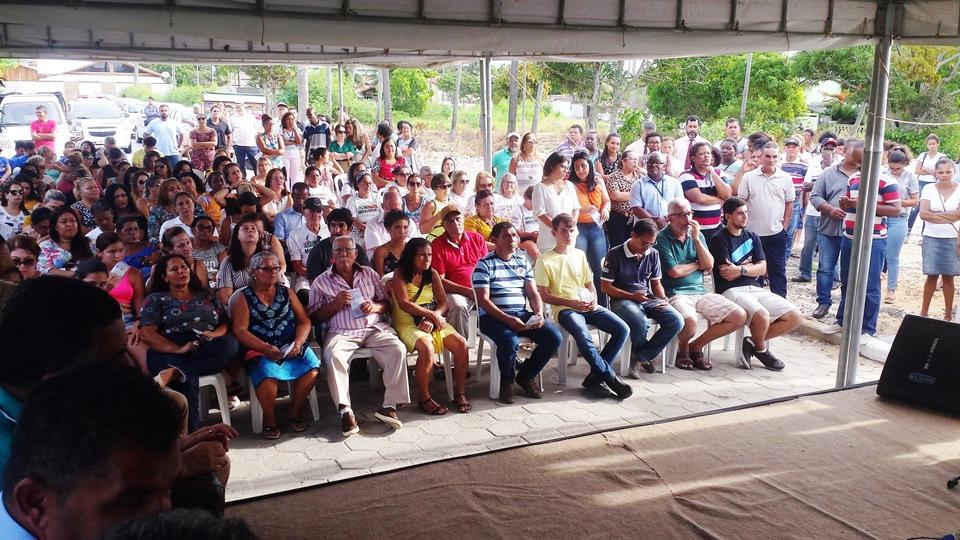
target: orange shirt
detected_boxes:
[574,181,604,224]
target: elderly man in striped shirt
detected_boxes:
[310,235,410,437]
[473,221,562,404]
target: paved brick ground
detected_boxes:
[221,334,882,501]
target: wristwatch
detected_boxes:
[740,266,748,277]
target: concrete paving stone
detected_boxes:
[303,441,351,461]
[419,418,464,436]
[551,406,599,423]
[647,393,687,406]
[290,460,342,483]
[522,429,563,443]
[273,434,322,453]
[679,401,714,414]
[454,428,497,445]
[618,396,658,412]
[447,445,489,459]
[452,412,499,429]
[327,468,371,483]
[520,401,568,415]
[336,450,383,470]
[487,420,530,437]
[648,404,691,419]
[623,411,659,425]
[386,426,429,443]
[378,442,427,461]
[370,460,413,474]
[707,397,751,409]
[523,413,565,430]
[262,451,310,471]
[557,423,596,437]
[675,391,721,405]
[413,434,461,453]
[344,433,396,451]
[589,417,630,431]
[485,436,527,451]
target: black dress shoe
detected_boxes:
[791,276,811,283]
[812,304,830,319]
[499,378,515,404]
[604,376,634,400]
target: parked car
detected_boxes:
[134,101,193,145]
[0,93,71,156]
[67,96,135,152]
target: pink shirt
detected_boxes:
[30,119,57,151]
[309,263,390,338]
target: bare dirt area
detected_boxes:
[785,232,956,338]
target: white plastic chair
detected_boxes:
[475,330,543,400]
[243,371,321,434]
[558,324,611,384]
[198,373,231,426]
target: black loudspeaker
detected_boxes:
[877,314,960,414]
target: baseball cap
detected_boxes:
[821,137,838,148]
[784,136,801,146]
[440,206,463,221]
[506,132,520,140]
[303,197,324,212]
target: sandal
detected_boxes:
[689,351,712,370]
[418,398,448,416]
[452,393,472,414]
[287,417,307,433]
[263,425,281,440]
[675,352,695,370]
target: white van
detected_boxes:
[0,94,71,156]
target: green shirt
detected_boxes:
[492,148,516,186]
[655,227,707,296]
[0,385,23,475]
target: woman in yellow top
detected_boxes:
[463,190,508,249]
[419,173,454,241]
[570,150,611,306]
[390,237,471,415]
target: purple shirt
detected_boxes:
[309,263,390,338]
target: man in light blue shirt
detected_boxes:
[273,182,310,246]
[629,151,684,228]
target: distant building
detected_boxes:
[1,60,167,100]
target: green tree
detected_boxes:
[646,52,806,133]
[390,69,432,116]
[439,63,481,100]
[242,65,297,109]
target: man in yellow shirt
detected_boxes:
[533,213,633,400]
[464,190,509,250]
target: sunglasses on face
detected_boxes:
[8,190,22,196]
[336,130,346,134]
[12,257,35,266]
[409,182,422,187]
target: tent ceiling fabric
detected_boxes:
[0,1,958,65]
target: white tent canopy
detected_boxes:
[0,0,958,65]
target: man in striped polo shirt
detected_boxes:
[681,141,733,243]
[473,221,562,404]
[836,140,902,336]
[781,136,809,257]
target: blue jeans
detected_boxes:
[816,234,842,307]
[165,153,181,169]
[609,298,683,361]
[884,216,909,291]
[576,222,609,307]
[556,307,629,381]
[837,236,885,336]
[234,145,260,177]
[478,310,562,382]
[606,212,630,253]
[909,181,934,233]
[760,230,788,298]
[786,196,804,252]
[799,215,819,280]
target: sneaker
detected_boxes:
[583,380,617,399]
[581,372,599,388]
[627,361,645,380]
[812,304,830,319]
[605,376,634,400]
[515,376,542,399]
[754,348,785,371]
[499,377,515,404]
[791,276,811,283]
[741,337,755,368]
[340,410,360,437]
[227,395,241,411]
[884,290,896,304]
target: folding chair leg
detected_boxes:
[442,352,455,401]
[249,375,264,434]
[488,341,501,399]
[212,376,231,426]
[734,327,749,369]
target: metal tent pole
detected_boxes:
[481,54,493,172]
[337,63,344,119]
[836,0,897,388]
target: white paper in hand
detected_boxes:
[349,288,365,319]
[525,315,543,328]
[280,342,297,357]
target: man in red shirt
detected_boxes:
[30,105,57,154]
[431,206,488,337]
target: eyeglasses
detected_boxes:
[408,182,422,187]
[333,248,356,255]
[256,266,282,273]
[647,161,664,166]
[668,211,693,217]
[11,257,35,266]
[439,184,452,189]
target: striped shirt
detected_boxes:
[472,251,533,316]
[679,168,723,229]
[309,263,390,338]
[842,172,900,240]
[780,159,809,197]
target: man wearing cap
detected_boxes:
[288,198,328,294]
[432,206,489,338]
[630,151,684,229]
[736,141,794,298]
[492,132,520,188]
[809,138,860,319]
[781,136,810,258]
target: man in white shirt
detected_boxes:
[736,142,794,298]
[288,197,329,294]
[363,189,419,260]
[144,105,185,168]
[673,115,709,171]
[715,118,748,157]
[229,106,260,178]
